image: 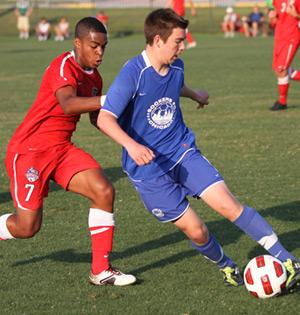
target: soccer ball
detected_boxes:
[244,255,287,298]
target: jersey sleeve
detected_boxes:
[102,61,137,118]
[47,58,78,94]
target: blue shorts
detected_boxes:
[129,150,224,222]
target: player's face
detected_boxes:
[160,27,185,64]
[74,31,108,69]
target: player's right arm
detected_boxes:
[56,85,101,115]
[180,84,209,109]
[286,1,300,18]
[97,111,155,166]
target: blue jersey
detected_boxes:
[102,51,197,180]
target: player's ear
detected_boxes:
[153,34,162,48]
[74,38,81,49]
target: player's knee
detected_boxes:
[219,202,243,221]
[92,181,115,203]
[189,223,209,244]
[17,224,41,238]
[275,68,288,77]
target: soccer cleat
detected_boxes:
[283,259,300,290]
[89,266,137,286]
[220,266,244,287]
[270,101,287,111]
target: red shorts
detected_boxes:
[273,38,300,71]
[5,144,100,211]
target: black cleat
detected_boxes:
[220,266,244,287]
[283,259,300,291]
[270,101,288,111]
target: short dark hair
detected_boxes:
[144,8,189,45]
[75,17,107,39]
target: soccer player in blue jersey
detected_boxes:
[98,8,300,289]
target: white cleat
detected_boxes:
[89,266,136,286]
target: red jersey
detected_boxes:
[8,51,102,154]
[273,0,300,40]
[172,0,185,17]
[96,13,109,25]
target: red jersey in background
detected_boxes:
[172,0,185,17]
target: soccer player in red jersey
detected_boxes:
[271,0,300,110]
[0,17,136,286]
[166,0,197,48]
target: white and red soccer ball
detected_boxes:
[244,255,287,299]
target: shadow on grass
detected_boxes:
[0,166,125,205]
[12,200,300,273]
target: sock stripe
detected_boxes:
[90,227,110,235]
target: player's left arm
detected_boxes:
[56,85,101,115]
[89,95,106,128]
[180,84,209,109]
[286,1,300,18]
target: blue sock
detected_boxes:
[233,206,295,262]
[191,234,236,268]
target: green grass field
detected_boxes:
[1,9,300,315]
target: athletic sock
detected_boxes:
[277,76,289,104]
[89,208,114,275]
[289,69,300,81]
[0,214,15,240]
[191,234,236,268]
[233,206,295,262]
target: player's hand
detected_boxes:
[194,90,209,109]
[126,142,155,166]
[286,4,298,18]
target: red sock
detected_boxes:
[89,208,115,275]
[278,83,289,104]
[90,225,114,275]
[290,69,300,81]
[186,31,195,43]
[277,76,289,105]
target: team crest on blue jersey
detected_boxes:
[152,208,164,218]
[92,87,99,96]
[25,167,39,182]
[147,97,176,129]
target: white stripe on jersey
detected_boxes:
[100,108,118,118]
[285,43,293,69]
[59,50,74,80]
[132,51,151,99]
[13,153,30,210]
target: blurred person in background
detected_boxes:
[36,16,51,41]
[242,5,267,37]
[15,0,32,39]
[270,0,300,110]
[222,7,240,38]
[96,10,109,29]
[54,17,70,41]
[166,0,197,48]
[96,10,109,36]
